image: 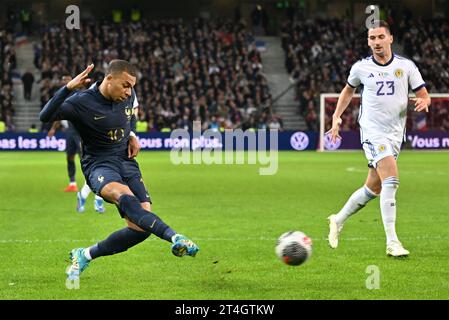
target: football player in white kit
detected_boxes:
[327,20,431,257]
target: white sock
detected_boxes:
[94,195,103,201]
[83,247,92,260]
[80,182,91,199]
[69,181,77,186]
[334,185,378,225]
[380,177,400,244]
[171,234,180,243]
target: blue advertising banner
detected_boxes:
[322,131,449,150]
[0,131,448,151]
[0,131,318,152]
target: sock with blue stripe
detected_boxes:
[334,185,378,225]
[380,176,400,244]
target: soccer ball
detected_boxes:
[275,231,312,266]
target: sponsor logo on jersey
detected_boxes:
[368,73,374,78]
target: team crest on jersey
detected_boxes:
[98,175,104,183]
[125,107,133,120]
[394,69,404,78]
[378,144,386,153]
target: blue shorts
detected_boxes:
[83,156,152,208]
[66,132,81,156]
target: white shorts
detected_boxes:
[361,136,402,169]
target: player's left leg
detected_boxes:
[376,156,409,257]
[121,165,199,257]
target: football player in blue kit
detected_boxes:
[40,60,199,281]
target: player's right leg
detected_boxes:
[376,156,409,257]
[76,181,105,213]
[64,135,79,192]
[76,182,90,213]
[64,152,78,192]
[328,168,380,248]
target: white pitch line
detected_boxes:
[0,235,447,244]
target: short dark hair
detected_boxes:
[107,59,137,77]
[368,20,391,34]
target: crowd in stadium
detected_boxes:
[400,18,449,93]
[0,29,16,131]
[281,10,449,132]
[38,18,277,132]
[280,17,367,131]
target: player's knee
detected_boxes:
[141,202,151,212]
[382,176,400,189]
[118,194,140,209]
[125,218,145,232]
[372,186,382,195]
[101,183,133,204]
[366,183,381,195]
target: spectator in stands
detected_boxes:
[442,113,449,131]
[268,115,283,131]
[282,11,449,132]
[305,102,318,132]
[1,29,17,131]
[22,70,35,101]
[28,123,38,133]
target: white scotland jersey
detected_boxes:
[347,54,425,144]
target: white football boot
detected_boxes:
[327,214,343,249]
[386,240,410,257]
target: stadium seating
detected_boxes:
[38,18,275,132]
[281,15,449,131]
[0,29,16,131]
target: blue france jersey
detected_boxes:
[40,82,138,163]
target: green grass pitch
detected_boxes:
[0,151,448,300]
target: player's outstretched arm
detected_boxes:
[39,64,94,123]
[39,86,76,122]
[412,87,431,113]
[66,63,94,91]
[327,84,356,143]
